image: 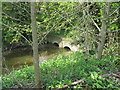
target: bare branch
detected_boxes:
[87,13,101,32]
[109,6,120,16]
[11,2,30,15]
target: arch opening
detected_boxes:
[53,42,59,47]
[64,46,71,51]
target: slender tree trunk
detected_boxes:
[0,2,2,89]
[83,3,89,60]
[31,2,41,88]
[96,3,109,59]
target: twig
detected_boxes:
[109,7,120,16]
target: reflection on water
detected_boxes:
[2,43,72,74]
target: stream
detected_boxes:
[2,43,72,74]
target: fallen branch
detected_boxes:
[57,78,85,89]
[58,72,120,89]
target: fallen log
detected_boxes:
[57,72,120,89]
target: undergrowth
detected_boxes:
[2,52,120,88]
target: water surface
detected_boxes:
[2,43,72,74]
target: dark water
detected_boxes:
[2,43,72,74]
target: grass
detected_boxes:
[2,51,120,88]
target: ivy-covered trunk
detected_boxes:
[31,2,41,88]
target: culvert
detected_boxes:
[64,46,71,51]
[53,42,59,47]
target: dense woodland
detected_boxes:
[1,2,120,89]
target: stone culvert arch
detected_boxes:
[46,35,80,52]
[53,42,59,47]
[64,46,71,50]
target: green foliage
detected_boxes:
[2,52,119,88]
[2,66,34,88]
[36,2,81,37]
[2,2,31,49]
[83,71,119,89]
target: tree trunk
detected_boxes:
[31,2,41,88]
[96,3,109,59]
[0,2,2,90]
[83,3,89,60]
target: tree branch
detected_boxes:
[87,13,101,32]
